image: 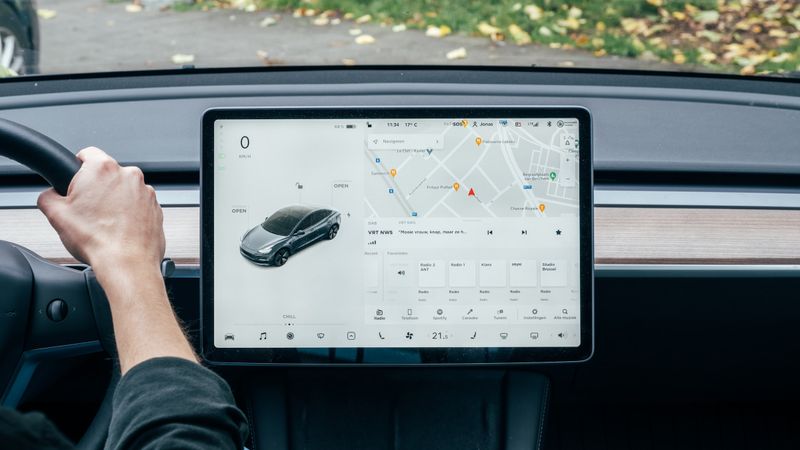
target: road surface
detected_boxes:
[37,0,679,74]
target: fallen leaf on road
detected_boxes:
[256,50,283,66]
[232,0,258,12]
[426,25,452,38]
[349,28,362,36]
[259,16,277,27]
[355,34,375,45]
[477,22,499,36]
[0,67,18,78]
[392,24,407,32]
[292,7,315,17]
[171,54,195,65]
[508,24,532,45]
[341,58,357,66]
[313,16,330,26]
[445,47,467,60]
[355,14,371,24]
[125,4,143,13]
[477,22,504,41]
[37,9,57,19]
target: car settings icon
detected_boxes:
[239,205,341,266]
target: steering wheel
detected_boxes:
[0,118,120,449]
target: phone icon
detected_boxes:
[378,332,386,340]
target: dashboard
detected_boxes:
[202,107,593,364]
[0,69,797,358]
[0,68,799,448]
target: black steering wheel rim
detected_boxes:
[0,118,116,450]
[0,118,81,196]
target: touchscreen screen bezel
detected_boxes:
[201,107,593,365]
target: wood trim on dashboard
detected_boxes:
[1,207,799,266]
[594,207,800,265]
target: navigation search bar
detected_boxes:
[367,134,444,150]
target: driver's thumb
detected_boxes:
[37,187,67,220]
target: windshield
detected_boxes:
[1,0,796,78]
[261,207,307,235]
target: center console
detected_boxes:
[201,107,593,365]
[200,106,593,449]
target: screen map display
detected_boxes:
[210,113,585,353]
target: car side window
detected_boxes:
[297,215,315,231]
[312,210,329,224]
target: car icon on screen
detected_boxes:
[239,205,341,266]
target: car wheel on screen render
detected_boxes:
[274,248,290,266]
[328,224,339,240]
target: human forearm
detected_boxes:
[37,148,196,374]
[94,260,197,375]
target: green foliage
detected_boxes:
[194,0,800,75]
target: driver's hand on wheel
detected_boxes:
[36,146,165,270]
[36,146,196,375]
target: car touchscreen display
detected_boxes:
[202,108,593,364]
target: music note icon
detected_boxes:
[259,332,267,341]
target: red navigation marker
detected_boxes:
[468,187,475,196]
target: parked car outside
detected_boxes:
[0,0,39,76]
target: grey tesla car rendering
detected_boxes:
[240,205,341,266]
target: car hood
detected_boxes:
[241,226,286,252]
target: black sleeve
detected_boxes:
[0,407,74,450]
[107,357,248,450]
